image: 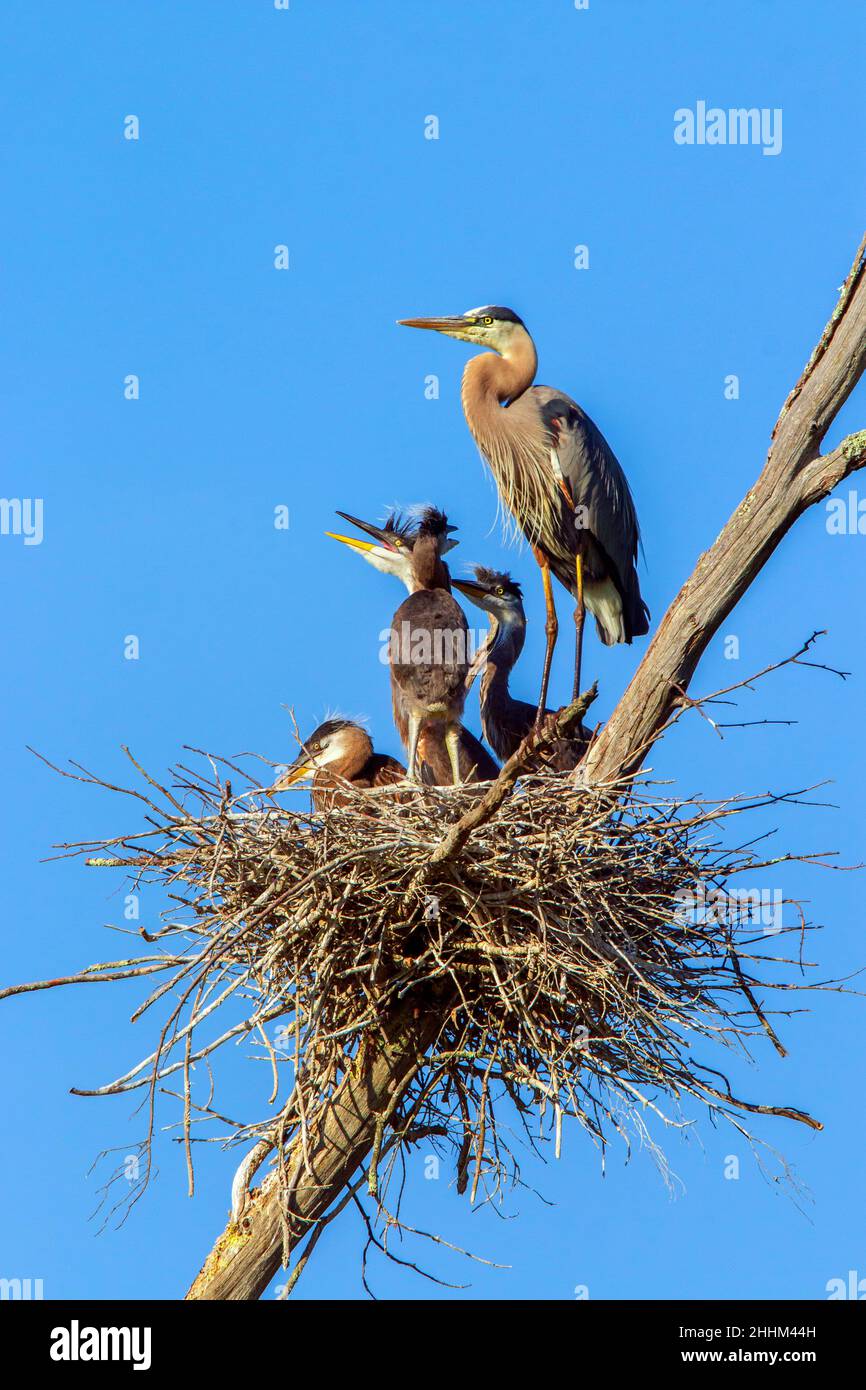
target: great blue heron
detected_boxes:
[398,306,649,719]
[328,505,475,789]
[276,718,405,811]
[453,566,591,772]
[327,506,499,783]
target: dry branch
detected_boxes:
[189,996,445,1301]
[584,234,866,786]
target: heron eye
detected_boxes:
[496,586,504,596]
[483,316,494,326]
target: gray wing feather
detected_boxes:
[532,386,649,636]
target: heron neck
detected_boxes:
[479,616,525,704]
[461,333,538,436]
[410,534,450,591]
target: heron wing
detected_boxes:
[366,754,408,786]
[390,590,470,709]
[459,728,500,781]
[532,386,649,636]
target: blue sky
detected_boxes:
[2,1,865,1300]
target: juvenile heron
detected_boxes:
[327,507,499,783]
[276,718,405,811]
[398,306,649,719]
[454,566,591,772]
[380,508,469,784]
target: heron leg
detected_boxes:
[445,724,463,787]
[572,552,586,702]
[406,714,421,782]
[534,548,558,725]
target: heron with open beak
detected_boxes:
[398,307,649,721]
[387,509,470,784]
[327,506,499,783]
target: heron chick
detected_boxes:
[385,510,470,785]
[454,565,590,772]
[276,718,405,811]
[327,506,499,783]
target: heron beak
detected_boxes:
[326,530,377,554]
[333,511,403,551]
[276,755,313,789]
[452,578,491,610]
[397,315,476,340]
[325,532,404,572]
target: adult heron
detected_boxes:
[453,565,591,772]
[398,306,649,719]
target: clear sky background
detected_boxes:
[2,1,865,1301]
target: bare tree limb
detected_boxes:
[186,995,447,1300]
[186,233,866,1300]
[583,234,866,786]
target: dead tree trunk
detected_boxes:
[186,234,866,1301]
[187,996,446,1300]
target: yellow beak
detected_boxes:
[325,530,377,555]
[275,759,313,789]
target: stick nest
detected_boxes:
[24,724,828,1249]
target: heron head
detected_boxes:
[415,505,458,550]
[398,305,528,355]
[452,565,525,625]
[327,507,457,584]
[326,509,416,583]
[277,719,370,787]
